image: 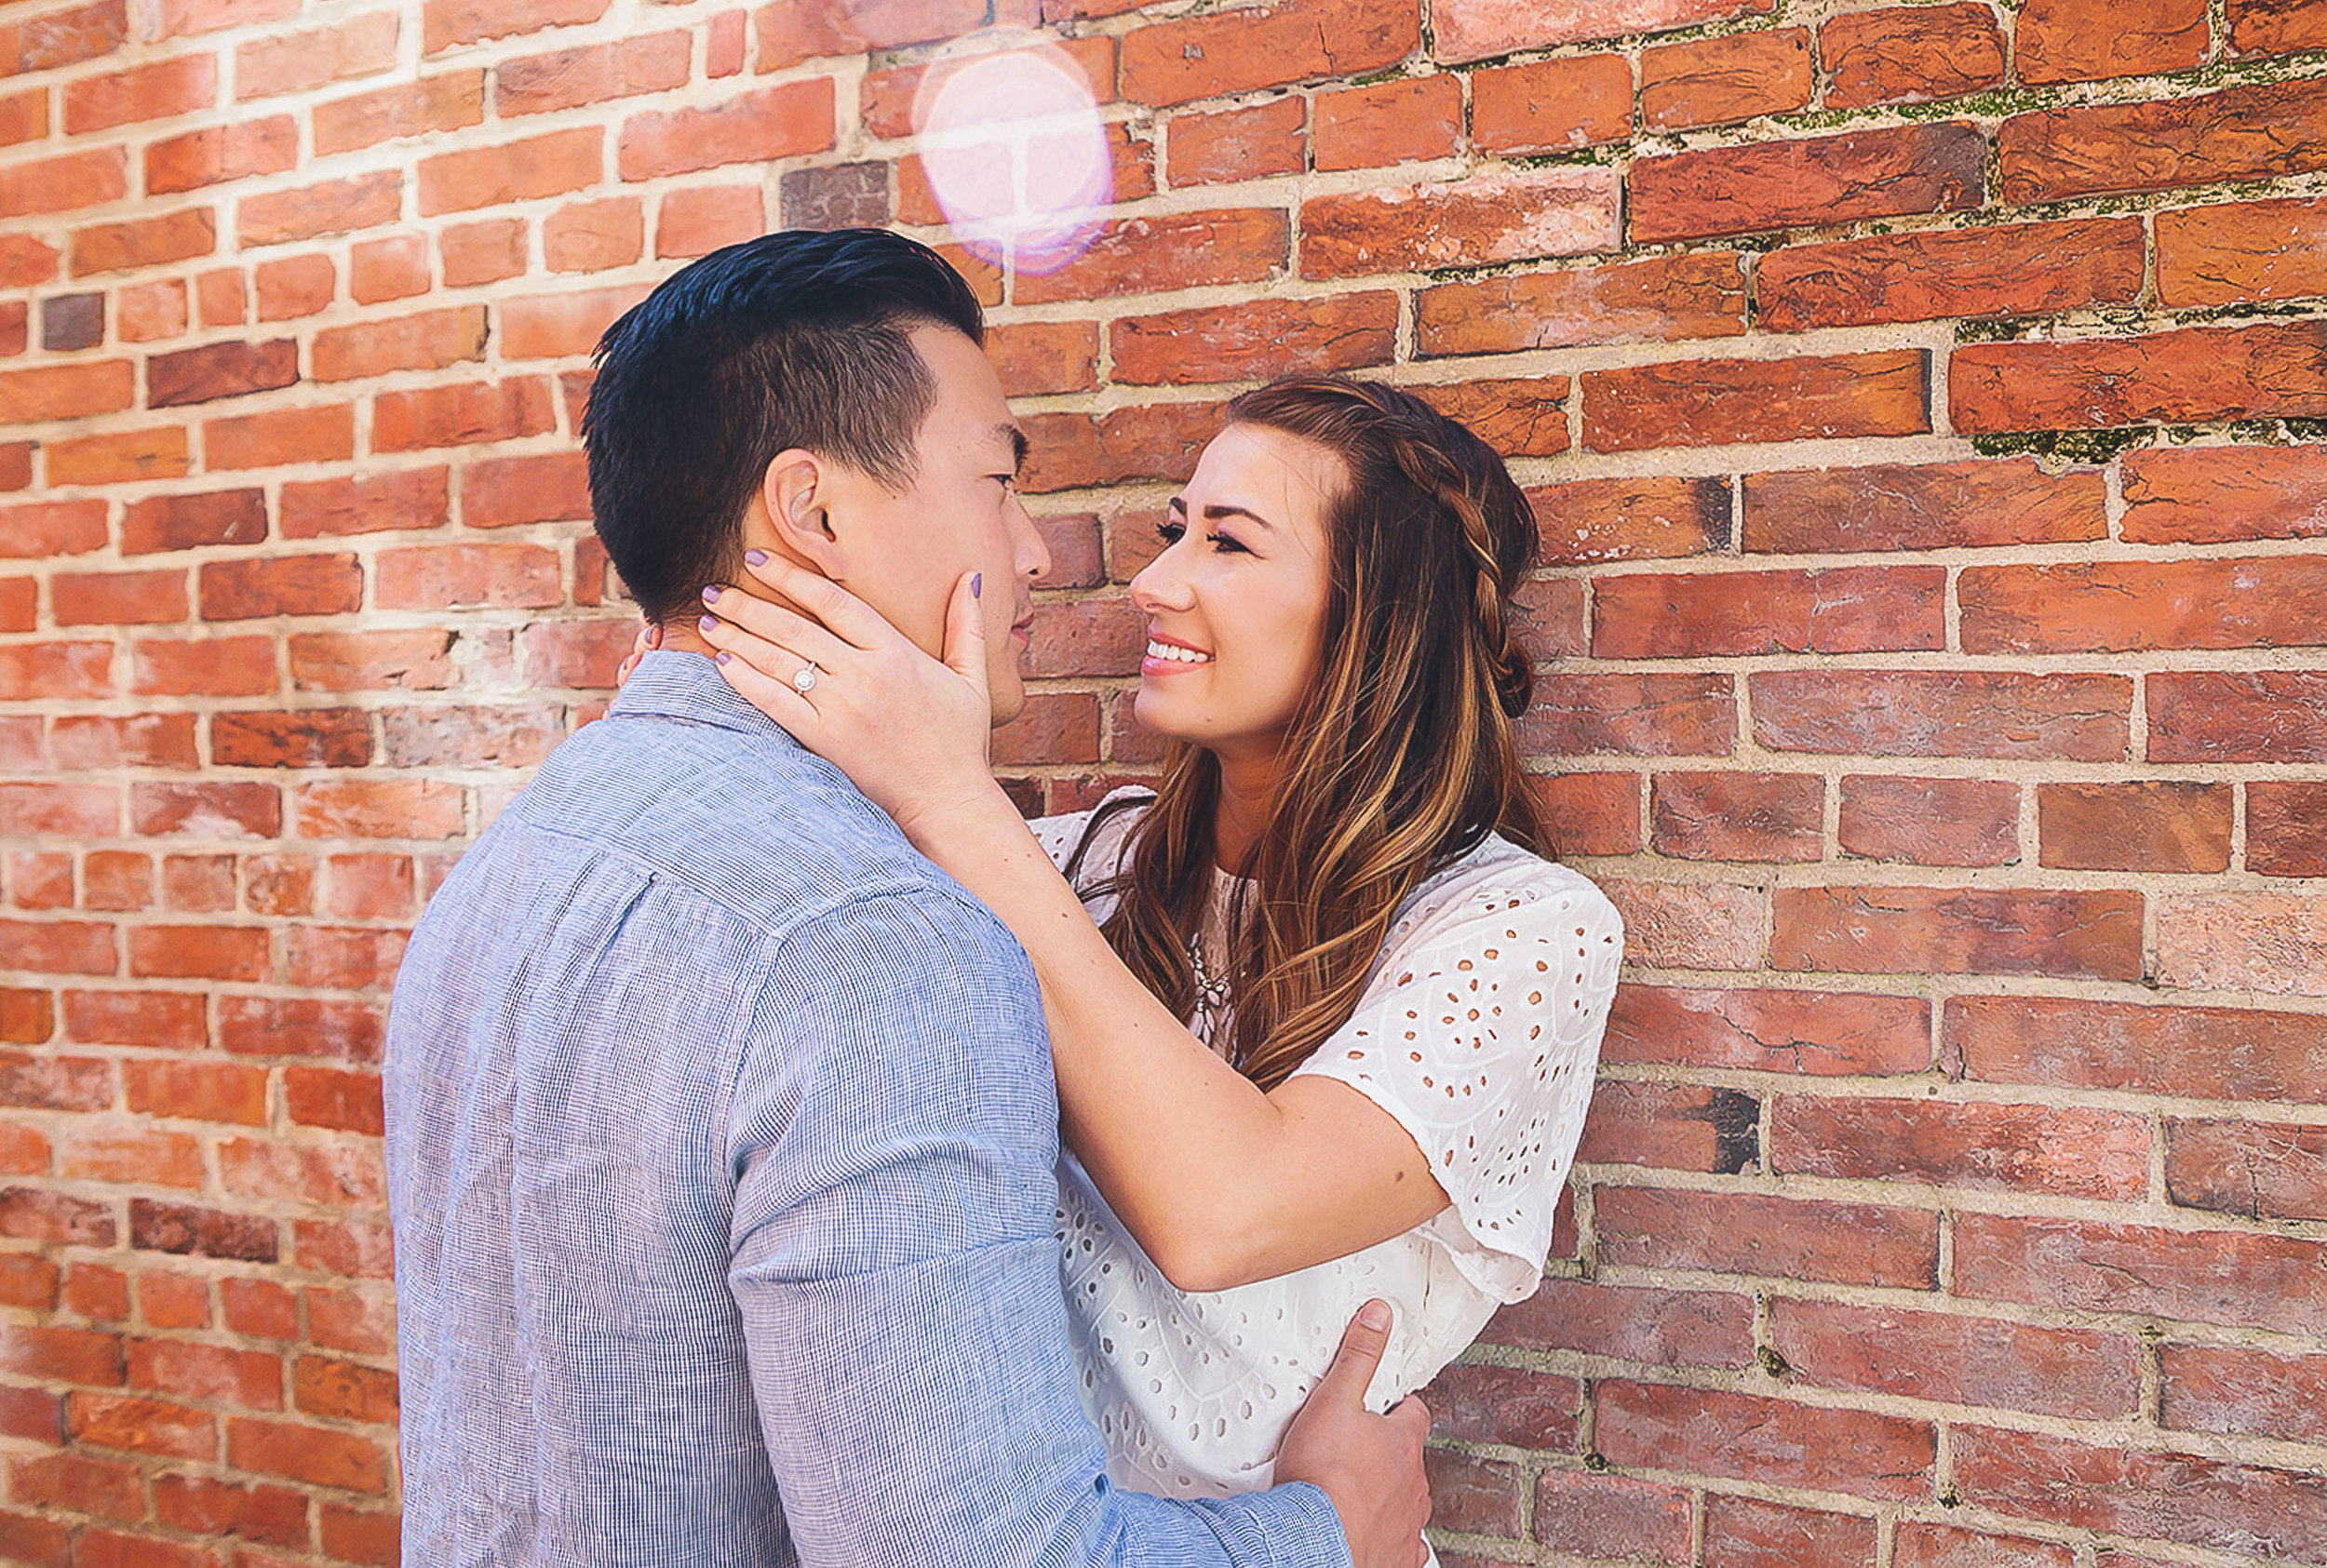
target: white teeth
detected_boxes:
[1146,639,1211,664]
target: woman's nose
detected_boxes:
[1128,557,1192,614]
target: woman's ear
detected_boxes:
[761,449,847,575]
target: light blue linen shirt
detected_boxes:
[384,650,1353,1568]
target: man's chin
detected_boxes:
[987,677,1028,730]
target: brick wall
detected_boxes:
[3,0,2327,1561]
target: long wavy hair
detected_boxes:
[1067,375,1547,1092]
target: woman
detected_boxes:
[673,375,1621,1504]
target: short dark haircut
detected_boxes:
[581,228,987,622]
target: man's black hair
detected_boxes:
[581,227,988,622]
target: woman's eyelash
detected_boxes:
[1155,519,1249,554]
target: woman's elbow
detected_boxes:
[1143,1226,1268,1294]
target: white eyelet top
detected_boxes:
[1032,788,1624,1499]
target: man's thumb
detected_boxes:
[943,570,990,690]
[1314,1300,1393,1405]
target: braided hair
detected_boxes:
[1077,373,1551,1091]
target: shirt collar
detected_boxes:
[605,650,801,747]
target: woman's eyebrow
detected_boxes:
[1167,496,1273,531]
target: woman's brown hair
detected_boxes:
[1067,374,1547,1091]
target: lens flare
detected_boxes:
[911,36,1112,275]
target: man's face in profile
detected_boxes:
[811,325,1048,726]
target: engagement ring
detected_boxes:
[792,662,820,694]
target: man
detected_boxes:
[384,228,1433,1566]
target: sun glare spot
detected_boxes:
[911,35,1112,276]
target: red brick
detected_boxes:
[7,853,74,911]
[1020,400,1225,493]
[2037,780,2233,874]
[240,853,316,918]
[1421,1362,1580,1450]
[200,555,362,621]
[50,569,184,629]
[253,253,335,322]
[149,339,298,409]
[0,235,60,288]
[544,196,643,274]
[145,116,298,194]
[1646,771,1821,863]
[1978,556,2327,654]
[1584,349,1929,452]
[0,990,54,1046]
[1958,1211,2327,1333]
[417,127,599,218]
[0,148,128,220]
[1596,1380,1934,1502]
[752,0,983,70]
[2149,670,2327,763]
[0,1186,116,1245]
[228,1415,389,1494]
[861,34,1117,140]
[127,637,275,701]
[286,1066,383,1134]
[1578,1079,1761,1172]
[1742,458,2106,555]
[1521,672,1734,757]
[201,404,356,473]
[1751,670,2130,761]
[1955,319,2327,434]
[67,1390,213,1459]
[161,854,235,912]
[0,642,114,701]
[1774,885,2142,981]
[1433,0,1770,63]
[1603,985,1930,1076]
[616,80,832,181]
[1425,377,1571,458]
[130,1197,278,1262]
[1596,565,1943,659]
[424,0,607,51]
[1109,293,1395,387]
[652,185,762,260]
[2001,77,2327,203]
[346,235,431,305]
[2233,0,2327,54]
[499,31,689,117]
[984,322,1100,400]
[0,1047,114,1110]
[63,54,213,137]
[238,171,401,247]
[276,469,447,543]
[0,359,135,422]
[1164,97,1304,186]
[2018,0,2208,85]
[1302,168,1619,279]
[1016,208,1286,305]
[461,451,592,529]
[0,498,105,556]
[374,378,556,451]
[46,425,191,488]
[1310,74,1459,169]
[1703,1497,1876,1568]
[1469,53,1630,154]
[118,489,260,556]
[382,704,565,769]
[217,998,378,1068]
[131,780,281,838]
[116,280,188,342]
[323,852,411,921]
[294,779,464,840]
[0,783,116,838]
[1120,0,1416,106]
[128,1336,280,1408]
[1421,1449,1520,1539]
[1839,775,2019,867]
[287,630,457,694]
[212,707,373,768]
[136,1270,209,1328]
[1634,122,1982,242]
[2166,1118,2327,1224]
[121,1059,263,1127]
[0,1321,123,1384]
[441,217,528,287]
[1642,27,1807,129]
[6,1452,141,1523]
[1897,1524,2074,1568]
[218,1278,299,1341]
[311,307,488,383]
[316,71,482,156]
[1533,1470,1691,1563]
[153,1473,305,1545]
[1418,252,1745,358]
[501,284,649,360]
[1779,1095,2149,1200]
[1758,218,2144,334]
[1600,1184,1938,1287]
[1487,1275,1754,1367]
[1954,1424,2327,1560]
[235,10,396,99]
[2251,780,2327,877]
[1025,599,1146,679]
[1822,4,2007,108]
[126,923,268,983]
[0,1254,60,1312]
[2161,1342,2327,1444]
[221,1136,387,1208]
[0,577,27,634]
[2158,196,2327,308]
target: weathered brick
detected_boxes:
[1633,123,1983,243]
[1426,377,1571,458]
[2149,671,2327,762]
[753,0,983,70]
[1957,1212,2327,1333]
[1770,1297,2139,1420]
[1433,0,1772,65]
[1839,775,2020,867]
[1956,320,2327,434]
[1703,1497,1877,1568]
[1470,53,1632,154]
[2038,781,2233,873]
[373,379,556,451]
[2018,0,2209,85]
[1302,169,1619,279]
[498,31,689,117]
[1423,1361,1580,1450]
[1821,4,2007,109]
[1596,1381,1934,1502]
[1595,565,1944,658]
[2166,1119,2327,1224]
[1020,401,1224,493]
[146,116,298,194]
[615,81,833,181]
[2000,77,2327,203]
[2250,780,2327,877]
[200,555,362,621]
[2232,0,2327,54]
[424,0,608,51]
[315,72,482,156]
[2160,1343,2327,1444]
[1418,253,1747,357]
[860,35,1117,140]
[1642,27,1809,130]
[2158,196,2327,308]
[1110,294,1395,386]
[2157,891,2327,997]
[1752,670,2130,761]
[1773,885,2143,981]
[314,307,488,382]
[1742,459,2106,554]
[1164,97,1304,187]
[1521,673,1735,757]
[1584,349,1928,452]
[238,172,401,247]
[1758,218,2144,334]
[148,340,297,409]
[1120,0,1417,106]
[1776,1095,2149,1200]
[1598,1184,1937,1287]
[1312,74,1460,170]
[1016,209,1285,305]
[1602,985,1930,1076]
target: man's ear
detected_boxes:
[760,449,848,576]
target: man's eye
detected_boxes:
[992,475,1017,491]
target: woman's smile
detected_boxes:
[1143,630,1215,675]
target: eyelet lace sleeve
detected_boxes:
[1289,856,1623,1301]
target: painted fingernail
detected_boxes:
[972,572,983,599]
[745,549,768,567]
[715,650,732,664]
[699,614,718,633]
[702,584,721,602]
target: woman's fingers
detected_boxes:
[738,550,895,650]
[710,648,821,738]
[699,586,855,676]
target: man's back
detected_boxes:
[385,653,1350,1568]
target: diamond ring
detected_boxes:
[792,661,820,695]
